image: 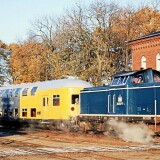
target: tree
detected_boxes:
[133,6,160,35]
[0,40,11,85]
[9,41,50,83]
[29,16,63,80]
[10,0,160,86]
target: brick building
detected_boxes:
[129,31,160,71]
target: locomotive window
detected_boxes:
[31,108,36,117]
[15,88,21,97]
[53,95,60,106]
[31,87,38,96]
[22,108,27,117]
[154,74,160,82]
[111,77,127,86]
[22,88,29,96]
[132,74,143,83]
[122,76,128,84]
[72,95,79,104]
[111,78,119,85]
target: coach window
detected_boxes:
[0,90,2,97]
[31,108,36,117]
[4,90,9,97]
[1,90,6,97]
[15,88,21,97]
[72,95,79,104]
[53,95,60,106]
[22,88,29,96]
[3,108,8,116]
[14,108,18,117]
[42,97,49,106]
[8,89,13,97]
[31,87,38,96]
[22,108,27,117]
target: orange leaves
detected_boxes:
[9,41,48,84]
[133,6,160,35]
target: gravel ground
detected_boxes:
[0,129,160,160]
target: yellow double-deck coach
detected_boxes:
[0,79,92,129]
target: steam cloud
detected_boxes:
[107,119,154,143]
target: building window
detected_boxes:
[22,108,27,117]
[141,56,146,69]
[156,53,160,71]
[53,95,60,106]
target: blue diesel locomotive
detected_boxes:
[79,68,160,127]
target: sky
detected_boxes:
[0,0,152,44]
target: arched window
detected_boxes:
[156,53,160,71]
[141,56,146,69]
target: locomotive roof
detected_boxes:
[112,68,160,78]
[0,79,93,91]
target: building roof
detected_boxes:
[129,31,160,43]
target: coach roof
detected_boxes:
[0,79,93,91]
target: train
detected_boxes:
[79,68,160,132]
[0,79,92,129]
[0,68,160,132]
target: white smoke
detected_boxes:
[107,119,154,143]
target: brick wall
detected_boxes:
[129,35,160,70]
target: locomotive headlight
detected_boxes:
[118,94,122,103]
[117,94,123,105]
[71,107,75,111]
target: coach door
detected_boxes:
[42,96,49,119]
